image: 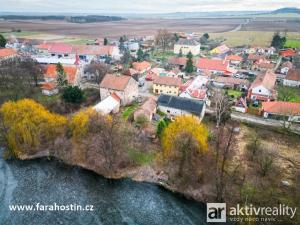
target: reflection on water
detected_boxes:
[0,151,211,225]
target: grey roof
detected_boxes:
[157,94,204,115]
[176,39,200,46]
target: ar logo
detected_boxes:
[207,203,226,222]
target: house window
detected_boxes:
[167,110,170,113]
[259,89,261,93]
[64,54,69,57]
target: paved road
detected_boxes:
[229,19,250,32]
[206,107,300,134]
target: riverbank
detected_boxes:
[17,150,212,204]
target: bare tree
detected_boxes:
[213,89,231,128]
[214,122,238,202]
[0,56,43,102]
[84,61,111,84]
[155,29,173,53]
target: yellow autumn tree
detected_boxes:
[161,115,209,176]
[0,99,67,157]
[70,108,97,138]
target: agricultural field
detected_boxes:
[210,31,300,47]
[285,39,300,48]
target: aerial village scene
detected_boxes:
[0,1,300,225]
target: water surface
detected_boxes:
[0,150,212,225]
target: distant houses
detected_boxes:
[0,48,18,61]
[100,74,138,106]
[157,94,206,121]
[174,39,200,56]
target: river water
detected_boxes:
[0,150,213,225]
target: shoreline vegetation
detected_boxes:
[0,99,299,225]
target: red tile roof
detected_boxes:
[168,56,187,66]
[153,76,181,87]
[282,61,293,69]
[257,63,275,70]
[262,101,300,116]
[285,69,300,81]
[248,54,265,61]
[42,82,57,90]
[72,45,104,55]
[48,44,73,54]
[0,48,17,58]
[132,61,151,72]
[280,49,296,57]
[44,64,77,84]
[196,58,229,72]
[214,76,250,86]
[226,55,243,62]
[100,74,132,91]
[249,70,276,91]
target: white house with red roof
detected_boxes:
[262,101,300,123]
[283,69,300,87]
[179,76,209,104]
[100,74,138,105]
[247,70,277,101]
[196,58,236,75]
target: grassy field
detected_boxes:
[209,31,300,47]
[122,103,139,120]
[227,89,242,98]
[285,39,300,48]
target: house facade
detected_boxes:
[262,101,300,123]
[153,76,181,96]
[247,70,277,101]
[100,74,138,106]
[283,69,300,87]
[157,94,206,121]
[174,39,200,56]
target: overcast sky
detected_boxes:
[1,0,300,13]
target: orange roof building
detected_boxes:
[44,64,77,85]
[262,101,300,122]
[248,70,277,101]
[0,48,17,60]
[132,61,151,73]
[100,74,138,105]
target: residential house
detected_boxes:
[0,48,18,61]
[100,74,138,105]
[41,82,59,96]
[168,56,188,70]
[157,94,206,121]
[213,76,250,91]
[174,39,200,56]
[93,93,121,114]
[44,64,78,85]
[226,55,243,65]
[247,70,277,101]
[132,61,151,74]
[134,97,157,122]
[262,101,300,123]
[196,58,234,75]
[280,61,293,74]
[254,62,276,72]
[280,49,296,58]
[283,69,300,87]
[153,76,181,96]
[233,97,248,113]
[179,76,209,104]
[210,44,230,55]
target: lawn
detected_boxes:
[285,39,300,48]
[278,86,300,103]
[227,89,242,98]
[122,103,139,120]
